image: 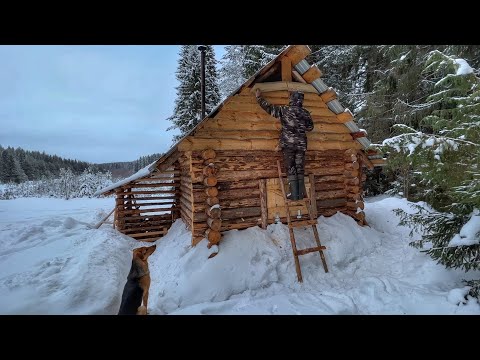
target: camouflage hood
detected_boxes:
[289,91,304,107]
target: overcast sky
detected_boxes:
[0,45,226,164]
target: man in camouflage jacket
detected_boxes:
[256,88,314,200]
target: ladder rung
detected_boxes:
[296,246,326,256]
[289,220,318,228]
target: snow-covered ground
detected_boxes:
[0,196,479,315]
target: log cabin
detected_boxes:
[95,45,386,248]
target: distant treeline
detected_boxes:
[0,145,163,183]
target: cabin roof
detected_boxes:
[97,45,384,196]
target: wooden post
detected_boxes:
[259,179,268,229]
[281,57,292,82]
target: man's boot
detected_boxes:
[298,174,305,199]
[287,175,299,200]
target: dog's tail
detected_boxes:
[137,305,147,315]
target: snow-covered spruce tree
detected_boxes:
[168,45,220,142]
[385,51,480,299]
[241,45,286,79]
[219,45,246,99]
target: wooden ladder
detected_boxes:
[277,160,329,282]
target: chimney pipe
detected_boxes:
[198,45,207,119]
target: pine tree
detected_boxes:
[219,45,247,99]
[204,45,221,114]
[168,45,220,142]
[241,45,286,79]
[384,51,480,299]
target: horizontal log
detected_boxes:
[343,210,365,221]
[119,190,179,196]
[312,115,345,124]
[207,218,222,231]
[130,230,168,238]
[229,93,327,109]
[221,217,262,231]
[252,81,316,94]
[347,201,365,210]
[119,207,178,215]
[346,193,362,201]
[317,198,347,208]
[344,170,360,178]
[221,206,261,219]
[126,183,178,189]
[147,175,181,180]
[204,176,218,187]
[119,201,177,207]
[345,162,360,170]
[345,186,360,194]
[127,236,161,243]
[201,117,350,134]
[203,165,218,177]
[181,137,360,151]
[220,197,260,209]
[205,187,218,197]
[123,225,169,234]
[315,175,346,183]
[218,188,260,201]
[206,197,220,206]
[314,182,346,191]
[345,154,358,162]
[198,129,280,140]
[121,214,171,222]
[202,149,216,160]
[206,207,221,219]
[205,229,221,244]
[317,207,348,217]
[217,180,262,191]
[344,177,360,186]
[315,189,347,200]
[123,218,173,226]
[216,166,346,182]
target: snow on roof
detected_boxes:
[94,160,158,196]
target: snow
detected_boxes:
[0,196,479,315]
[94,160,157,196]
[448,210,480,247]
[454,58,474,75]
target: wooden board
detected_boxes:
[266,177,311,220]
[251,82,317,94]
[284,45,311,65]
